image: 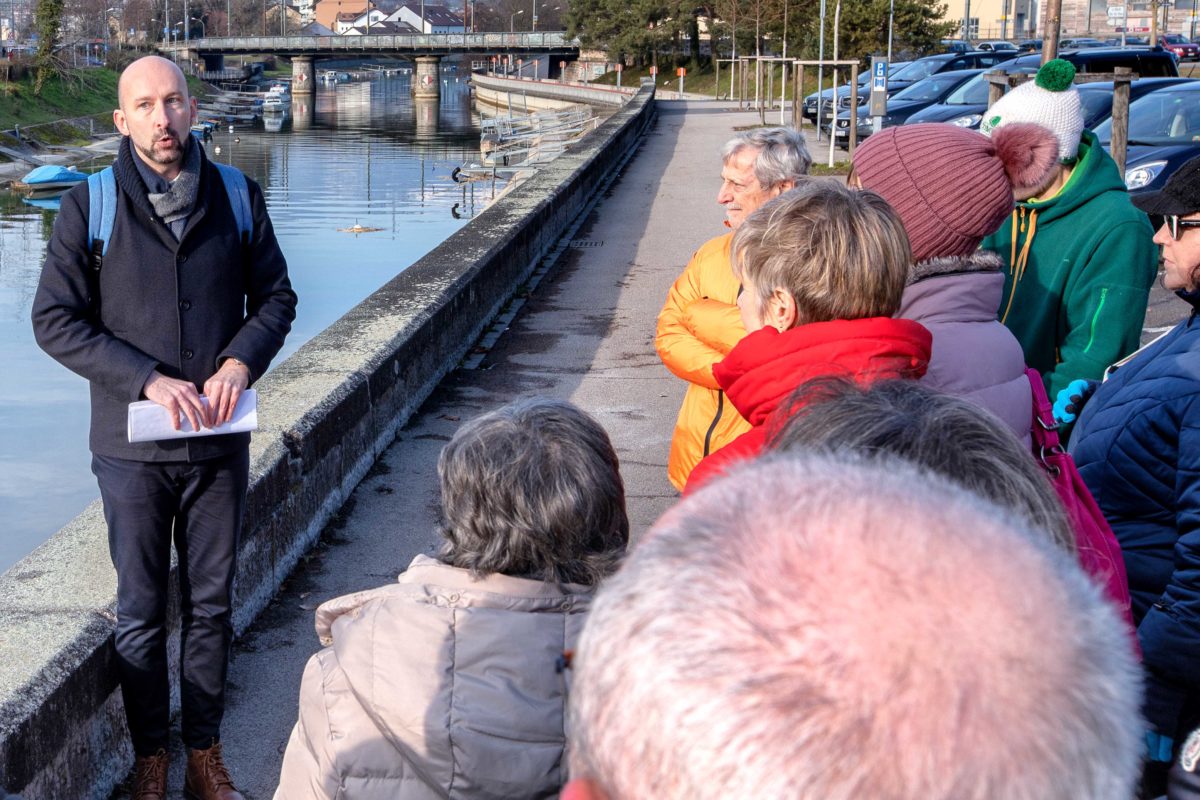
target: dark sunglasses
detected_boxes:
[1169,215,1200,240]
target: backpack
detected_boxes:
[86,160,252,265]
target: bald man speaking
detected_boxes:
[33,56,296,799]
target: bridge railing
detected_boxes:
[176,32,574,51]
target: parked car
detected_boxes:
[1158,34,1199,61]
[977,47,1179,78]
[902,58,1183,130]
[1017,38,1042,52]
[1103,35,1149,46]
[1094,80,1200,194]
[802,63,908,121]
[977,40,1019,53]
[1075,76,1194,130]
[941,39,973,53]
[824,68,983,141]
[835,50,1017,110]
[902,65,1037,128]
[1059,37,1108,48]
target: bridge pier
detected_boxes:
[292,55,314,97]
[413,55,440,99]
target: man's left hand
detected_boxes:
[204,359,250,427]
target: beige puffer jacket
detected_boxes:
[274,555,592,799]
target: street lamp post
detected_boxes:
[510,7,523,31]
[184,0,189,40]
[192,14,205,35]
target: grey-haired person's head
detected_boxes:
[720,126,812,189]
[767,377,1076,554]
[565,454,1142,800]
[437,397,628,586]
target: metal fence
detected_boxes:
[166,32,577,54]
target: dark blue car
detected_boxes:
[1093,80,1200,195]
[904,54,1185,130]
[825,68,983,141]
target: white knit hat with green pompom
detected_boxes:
[979,59,1083,162]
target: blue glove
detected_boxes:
[1053,379,1099,425]
[1146,730,1175,763]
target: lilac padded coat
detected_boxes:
[898,251,1033,445]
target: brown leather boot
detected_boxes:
[184,741,245,800]
[131,749,169,800]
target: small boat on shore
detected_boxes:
[12,165,88,197]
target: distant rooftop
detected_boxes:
[398,2,463,25]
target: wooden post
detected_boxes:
[714,57,720,100]
[1043,0,1061,61]
[794,63,804,130]
[849,63,858,155]
[1111,66,1132,175]
[986,69,1007,107]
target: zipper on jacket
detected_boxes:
[1083,287,1109,354]
[703,391,725,457]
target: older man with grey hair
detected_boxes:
[562,454,1144,800]
[655,127,810,491]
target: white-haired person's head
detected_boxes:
[564,454,1143,800]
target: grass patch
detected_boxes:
[0,65,209,130]
[590,59,854,101]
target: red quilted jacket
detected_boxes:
[685,317,932,494]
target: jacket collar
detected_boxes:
[397,553,591,598]
[114,135,212,247]
[899,253,1007,326]
[714,317,932,425]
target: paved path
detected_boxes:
[111,98,764,797]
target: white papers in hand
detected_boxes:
[127,389,258,443]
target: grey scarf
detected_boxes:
[146,138,201,239]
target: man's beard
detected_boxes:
[137,130,184,166]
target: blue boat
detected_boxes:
[16,165,88,196]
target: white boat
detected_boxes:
[262,93,290,113]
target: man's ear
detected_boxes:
[113,108,128,136]
[770,178,795,198]
[560,778,608,800]
[765,288,798,331]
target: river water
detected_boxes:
[0,72,499,573]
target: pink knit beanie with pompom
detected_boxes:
[851,122,1058,264]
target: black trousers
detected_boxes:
[92,449,249,756]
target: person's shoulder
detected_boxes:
[694,231,734,261]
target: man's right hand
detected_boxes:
[143,371,207,432]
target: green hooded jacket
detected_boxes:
[981,129,1158,400]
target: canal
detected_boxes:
[0,71,500,573]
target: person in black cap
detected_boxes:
[1066,154,1200,799]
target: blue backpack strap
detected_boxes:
[212,161,252,245]
[87,167,117,256]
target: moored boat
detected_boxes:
[12,165,89,197]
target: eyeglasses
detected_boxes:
[1169,215,1200,240]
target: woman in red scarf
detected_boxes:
[685,182,932,493]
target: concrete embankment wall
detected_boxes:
[472,72,636,112]
[0,82,655,800]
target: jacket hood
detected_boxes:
[1016,129,1127,224]
[900,253,1007,326]
[714,317,932,425]
[906,249,1004,284]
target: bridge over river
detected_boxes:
[164,32,579,98]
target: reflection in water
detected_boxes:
[0,73,499,573]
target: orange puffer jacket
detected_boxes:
[655,233,752,490]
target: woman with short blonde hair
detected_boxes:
[732,184,910,327]
[686,182,932,492]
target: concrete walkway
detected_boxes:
[111,98,765,797]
